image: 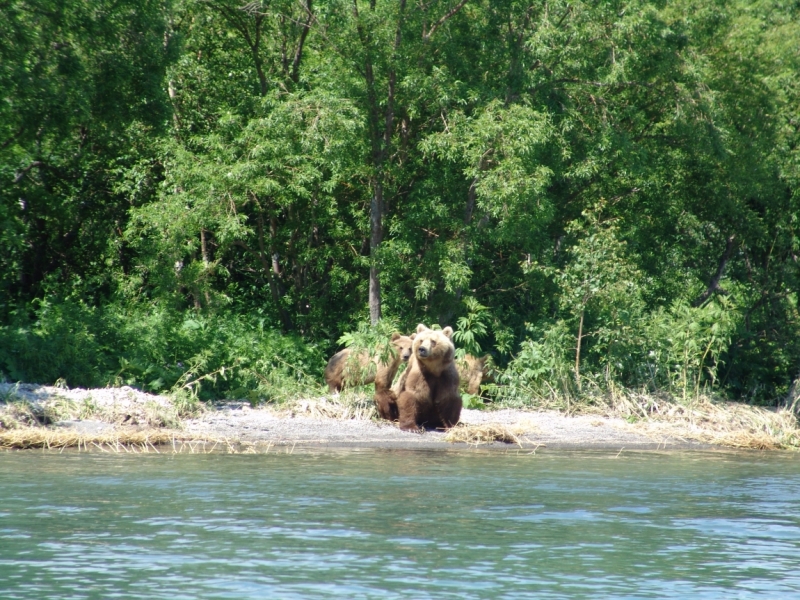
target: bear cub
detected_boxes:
[324,333,415,394]
[456,354,491,395]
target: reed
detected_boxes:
[444,422,536,446]
[603,392,800,450]
[0,427,219,452]
[0,426,318,454]
[290,392,378,421]
[0,390,194,430]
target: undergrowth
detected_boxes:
[0,298,324,403]
[2,297,799,453]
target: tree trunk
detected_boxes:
[692,235,736,307]
[290,0,313,84]
[369,178,384,324]
[575,308,584,392]
[251,209,292,332]
[357,0,406,324]
[200,228,211,307]
[251,15,268,96]
[451,150,491,310]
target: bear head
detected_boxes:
[412,324,455,375]
[390,332,416,362]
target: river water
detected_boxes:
[1,449,799,599]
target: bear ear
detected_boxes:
[442,326,453,338]
[410,333,416,340]
[416,323,429,334]
[391,332,401,341]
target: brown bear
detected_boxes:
[324,333,415,394]
[394,353,490,397]
[372,333,416,421]
[456,354,491,395]
[394,324,461,431]
[373,369,401,422]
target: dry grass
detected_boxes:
[0,427,223,452]
[0,391,199,431]
[0,401,42,429]
[444,422,540,447]
[0,426,312,454]
[602,392,800,450]
[289,393,378,421]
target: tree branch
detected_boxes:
[13,161,43,184]
[423,0,468,40]
[692,235,736,307]
[290,0,313,84]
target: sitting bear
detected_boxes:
[394,324,461,431]
[392,352,489,397]
[372,333,416,421]
[324,333,415,395]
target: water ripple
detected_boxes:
[0,451,799,599]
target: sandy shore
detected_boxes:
[0,382,720,451]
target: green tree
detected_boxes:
[4,0,800,405]
[0,0,174,306]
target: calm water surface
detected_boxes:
[1,449,799,599]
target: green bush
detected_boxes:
[0,298,324,403]
[491,321,576,407]
[491,297,741,408]
[638,297,740,400]
[0,298,116,388]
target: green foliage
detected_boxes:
[0,0,174,305]
[492,321,576,407]
[0,298,115,388]
[111,305,324,403]
[495,292,743,408]
[640,297,741,400]
[461,393,485,410]
[453,297,490,357]
[336,317,404,382]
[0,298,323,403]
[2,0,800,407]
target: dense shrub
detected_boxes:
[0,298,323,403]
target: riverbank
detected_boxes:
[0,382,797,452]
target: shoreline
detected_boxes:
[0,382,794,452]
[181,400,715,451]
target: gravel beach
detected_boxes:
[0,382,715,451]
[181,402,709,450]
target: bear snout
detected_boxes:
[417,346,430,358]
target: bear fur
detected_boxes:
[324,333,415,395]
[373,386,400,421]
[392,352,490,397]
[456,354,491,395]
[372,332,416,421]
[393,324,461,431]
